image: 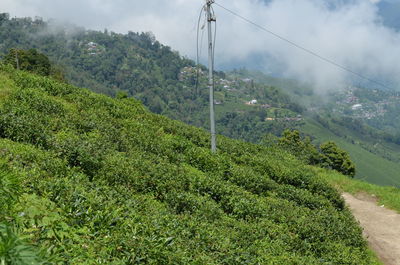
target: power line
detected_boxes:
[196,4,217,97]
[214,1,392,90]
[211,5,217,69]
[195,5,206,96]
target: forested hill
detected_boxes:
[2,14,400,186]
[0,64,380,264]
[0,14,196,111]
[0,14,302,139]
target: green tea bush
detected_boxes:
[0,100,50,147]
[0,224,43,265]
[0,68,379,264]
[11,70,75,96]
[50,130,110,177]
[11,88,65,116]
[0,162,46,264]
[0,163,19,214]
[184,146,231,177]
[0,139,69,180]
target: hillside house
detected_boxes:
[246,99,258,105]
[351,104,362,110]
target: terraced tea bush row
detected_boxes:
[0,66,379,264]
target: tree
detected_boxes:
[4,48,51,76]
[0,13,9,24]
[276,130,356,177]
[278,130,321,165]
[320,141,356,177]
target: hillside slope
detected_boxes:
[302,118,400,187]
[0,15,304,134]
[239,68,400,187]
[2,15,400,188]
[0,65,381,264]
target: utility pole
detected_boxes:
[206,0,217,153]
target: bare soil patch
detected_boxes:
[343,193,400,265]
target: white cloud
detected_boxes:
[1,0,400,90]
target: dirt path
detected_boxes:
[342,193,400,265]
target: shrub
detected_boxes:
[320,141,356,177]
[0,68,376,264]
[0,224,42,265]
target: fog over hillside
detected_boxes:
[1,0,400,91]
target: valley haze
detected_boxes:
[1,0,400,91]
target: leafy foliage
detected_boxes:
[0,224,43,265]
[320,141,356,177]
[277,130,356,177]
[278,130,321,165]
[0,15,304,144]
[1,14,399,187]
[0,163,44,264]
[4,48,51,76]
[0,164,20,214]
[0,65,379,264]
[3,48,65,82]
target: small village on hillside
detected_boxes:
[331,85,400,120]
[178,65,304,122]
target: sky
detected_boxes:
[1,0,400,90]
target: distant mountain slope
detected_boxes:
[1,14,400,187]
[0,65,381,263]
[0,15,301,134]
[235,69,400,187]
[302,118,400,187]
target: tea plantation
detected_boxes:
[0,64,379,264]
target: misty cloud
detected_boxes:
[1,0,400,90]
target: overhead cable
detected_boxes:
[214,1,392,90]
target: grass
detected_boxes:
[215,100,253,119]
[319,168,400,213]
[302,118,400,187]
[316,166,399,265]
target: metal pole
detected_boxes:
[206,0,216,153]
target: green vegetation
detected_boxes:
[276,130,355,177]
[3,48,65,82]
[4,48,50,76]
[317,168,400,213]
[230,68,317,107]
[320,141,356,177]
[302,118,400,187]
[1,14,399,188]
[0,14,303,141]
[0,162,45,264]
[239,68,400,186]
[0,65,382,264]
[276,130,320,166]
